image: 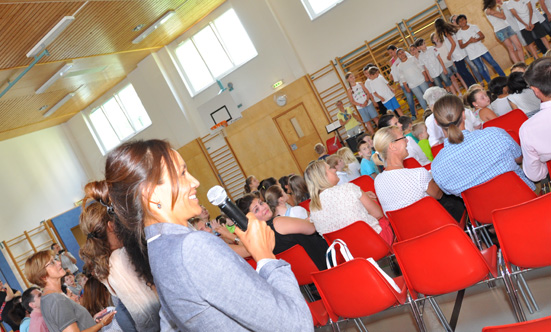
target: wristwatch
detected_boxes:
[233,237,240,245]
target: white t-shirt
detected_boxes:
[310,183,381,236]
[374,168,432,214]
[351,82,372,105]
[444,34,469,62]
[418,46,444,78]
[491,97,514,116]
[508,88,541,114]
[485,7,511,32]
[531,0,546,23]
[284,206,309,219]
[507,0,537,26]
[425,109,481,146]
[346,161,361,180]
[397,57,426,88]
[336,171,351,185]
[364,79,380,102]
[368,75,395,101]
[456,24,489,60]
[435,44,454,68]
[502,1,522,31]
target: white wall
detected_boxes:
[0,126,88,241]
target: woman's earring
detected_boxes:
[157,203,162,209]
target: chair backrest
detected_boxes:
[311,258,404,320]
[393,224,493,298]
[431,143,444,158]
[326,136,342,155]
[462,171,537,225]
[275,245,319,285]
[387,197,459,242]
[482,315,551,332]
[403,157,431,171]
[298,198,310,212]
[492,193,551,269]
[245,257,257,269]
[350,175,376,193]
[482,109,528,145]
[323,221,392,263]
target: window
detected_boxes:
[87,84,151,153]
[174,8,257,96]
[301,0,343,20]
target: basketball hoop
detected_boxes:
[210,120,228,134]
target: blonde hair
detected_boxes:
[373,126,400,162]
[412,122,427,138]
[336,147,357,165]
[433,95,465,144]
[25,250,54,288]
[304,160,334,211]
[326,154,348,172]
[264,185,285,213]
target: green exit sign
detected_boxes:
[272,80,283,89]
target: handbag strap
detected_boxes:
[325,239,354,269]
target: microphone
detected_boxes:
[207,186,248,231]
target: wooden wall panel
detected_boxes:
[225,76,331,181]
[176,139,221,219]
[444,0,513,71]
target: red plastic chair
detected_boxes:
[483,315,551,332]
[298,198,310,212]
[323,221,392,265]
[431,143,444,158]
[326,136,342,155]
[275,245,329,327]
[482,109,528,145]
[245,257,257,269]
[392,225,523,330]
[403,157,431,171]
[387,197,465,242]
[350,175,376,193]
[492,193,551,316]
[311,258,425,331]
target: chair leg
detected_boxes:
[475,221,493,248]
[466,219,483,250]
[353,318,368,332]
[408,294,427,332]
[302,285,316,302]
[330,320,341,332]
[518,273,540,312]
[511,265,540,314]
[499,257,527,322]
[428,297,453,332]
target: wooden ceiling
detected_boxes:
[0,0,226,141]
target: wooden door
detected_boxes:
[274,103,322,172]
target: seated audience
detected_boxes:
[379,114,431,165]
[399,115,416,142]
[423,87,482,146]
[0,280,21,331]
[237,194,327,270]
[489,76,517,116]
[265,185,309,219]
[510,61,527,73]
[304,160,393,245]
[314,143,330,160]
[243,175,259,194]
[465,88,498,123]
[412,122,434,161]
[336,147,361,180]
[258,177,278,200]
[326,154,350,185]
[373,126,464,221]
[21,287,48,332]
[80,277,121,331]
[508,71,542,116]
[190,215,251,258]
[79,196,160,331]
[519,57,551,181]
[288,174,310,206]
[358,139,379,179]
[431,95,535,196]
[101,139,312,331]
[25,251,115,331]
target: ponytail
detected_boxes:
[433,95,465,144]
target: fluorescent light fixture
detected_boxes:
[27,16,75,58]
[35,62,73,94]
[132,11,176,44]
[43,92,75,118]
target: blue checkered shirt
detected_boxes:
[432,128,535,196]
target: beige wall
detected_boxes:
[445,0,514,72]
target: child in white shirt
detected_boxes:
[415,38,452,91]
[366,67,403,116]
[326,155,351,185]
[430,32,465,94]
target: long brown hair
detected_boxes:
[80,276,113,316]
[433,95,465,144]
[288,175,309,205]
[434,17,458,42]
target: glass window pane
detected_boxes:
[193,26,233,77]
[175,40,214,92]
[102,98,134,140]
[214,9,257,65]
[308,0,339,14]
[117,85,152,131]
[89,109,120,152]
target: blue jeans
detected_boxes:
[465,57,484,83]
[454,59,476,87]
[472,52,505,83]
[400,84,416,116]
[410,81,429,110]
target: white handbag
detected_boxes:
[325,239,401,292]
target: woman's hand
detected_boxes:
[211,220,238,244]
[234,213,276,262]
[94,309,116,327]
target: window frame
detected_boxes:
[301,0,344,20]
[171,8,258,97]
[85,83,151,154]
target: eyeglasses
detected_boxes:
[44,257,59,269]
[392,136,407,143]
